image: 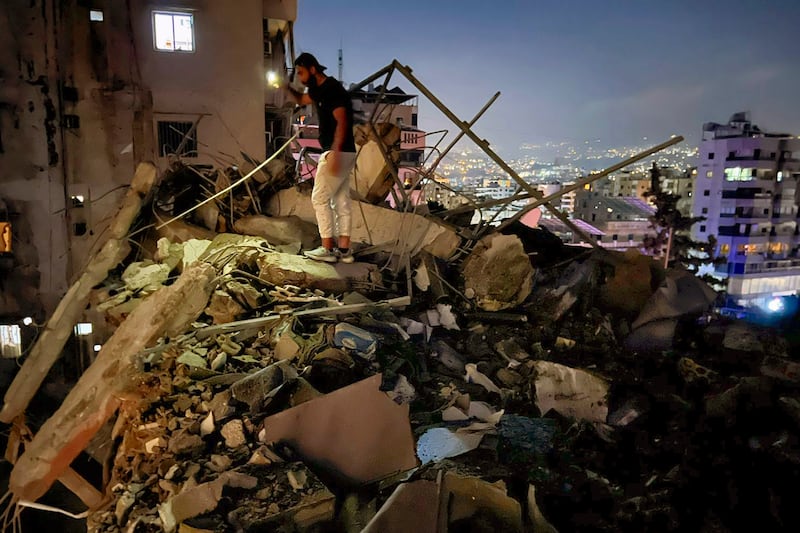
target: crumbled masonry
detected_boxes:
[2,129,800,533]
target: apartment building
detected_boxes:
[691,112,800,309]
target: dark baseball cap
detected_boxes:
[294,52,327,72]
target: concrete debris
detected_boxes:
[351,122,402,203]
[266,187,460,260]
[234,214,319,250]
[9,157,800,533]
[532,360,609,425]
[461,233,534,311]
[257,251,382,293]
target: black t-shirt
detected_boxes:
[308,77,356,153]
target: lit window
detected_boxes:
[706,170,713,178]
[0,222,11,253]
[90,9,104,22]
[1,325,22,358]
[153,11,195,52]
[74,323,93,336]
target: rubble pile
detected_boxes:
[4,155,800,533]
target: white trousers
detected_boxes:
[311,150,357,240]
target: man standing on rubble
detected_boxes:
[286,52,357,264]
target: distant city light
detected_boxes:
[22,317,33,326]
[94,344,102,352]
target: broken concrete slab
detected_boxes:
[350,123,402,204]
[233,214,319,249]
[0,162,160,424]
[8,262,217,502]
[633,269,717,329]
[461,233,534,311]
[155,208,216,244]
[258,374,418,484]
[230,360,298,413]
[266,187,460,260]
[158,470,258,532]
[257,251,382,293]
[205,290,247,325]
[532,360,609,425]
[598,249,659,318]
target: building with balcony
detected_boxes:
[573,190,656,249]
[691,112,800,309]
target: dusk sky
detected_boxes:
[295,0,800,156]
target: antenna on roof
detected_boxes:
[338,38,343,82]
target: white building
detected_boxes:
[692,112,800,309]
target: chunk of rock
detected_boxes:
[257,252,382,293]
[234,215,319,249]
[230,360,298,413]
[205,290,246,325]
[168,430,205,456]
[461,233,534,311]
[221,420,247,449]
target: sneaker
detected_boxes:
[304,246,338,263]
[337,248,354,264]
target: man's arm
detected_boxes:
[286,84,312,106]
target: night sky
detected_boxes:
[295,0,800,156]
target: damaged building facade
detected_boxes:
[0,0,296,323]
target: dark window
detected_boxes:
[702,207,708,214]
[73,222,87,236]
[591,213,596,222]
[627,234,634,240]
[708,152,715,160]
[728,151,736,159]
[411,113,418,127]
[612,234,618,241]
[157,121,197,157]
[754,149,761,159]
[764,209,769,215]
[703,190,710,196]
[700,225,706,232]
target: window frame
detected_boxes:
[152,10,196,53]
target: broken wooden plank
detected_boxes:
[0,162,159,424]
[8,262,217,503]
